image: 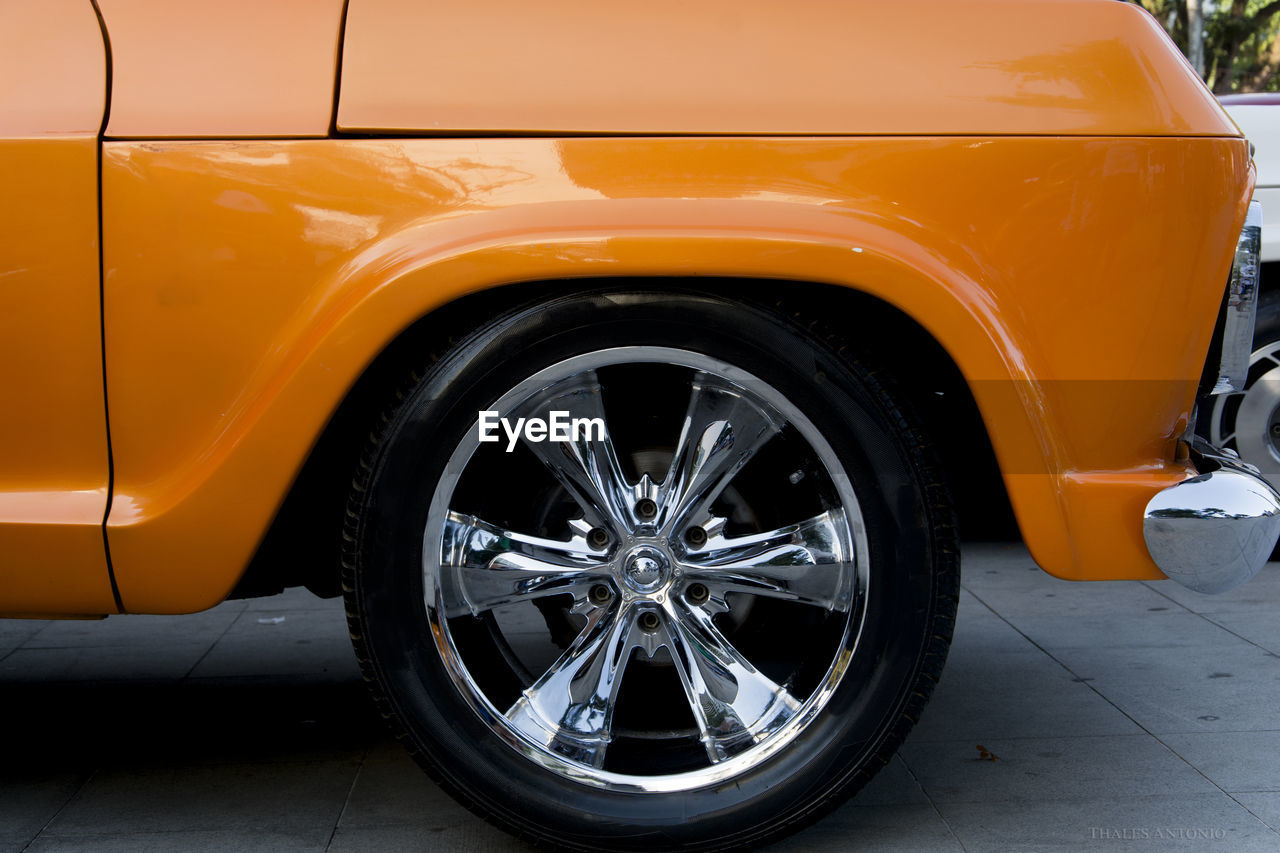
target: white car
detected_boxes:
[1206,95,1280,486]
[1224,95,1280,262]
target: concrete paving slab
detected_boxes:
[0,773,89,852]
[1144,565,1280,615]
[26,829,327,852]
[42,759,359,840]
[73,680,379,769]
[852,754,932,807]
[0,618,48,645]
[24,605,244,650]
[936,793,1279,852]
[900,734,1217,804]
[1050,642,1280,734]
[772,803,964,852]
[1199,610,1280,655]
[1159,731,1280,793]
[188,610,359,680]
[945,589,1032,654]
[337,745,468,831]
[1233,792,1280,833]
[244,588,343,612]
[0,643,212,682]
[968,575,1173,619]
[1014,609,1246,653]
[957,552,1243,653]
[910,648,1143,743]
[326,822,528,853]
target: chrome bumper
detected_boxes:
[1143,438,1280,594]
[1210,200,1262,394]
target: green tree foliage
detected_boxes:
[1129,0,1280,92]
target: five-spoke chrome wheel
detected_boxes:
[424,347,868,790]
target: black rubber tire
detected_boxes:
[342,288,959,852]
[1253,288,1280,355]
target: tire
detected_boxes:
[342,288,959,851]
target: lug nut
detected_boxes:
[635,498,658,520]
[589,584,611,605]
[587,527,610,549]
[637,611,661,632]
[686,582,710,605]
[684,526,707,547]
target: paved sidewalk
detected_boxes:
[2,543,1280,852]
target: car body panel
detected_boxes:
[0,0,116,615]
[338,0,1236,137]
[99,136,1248,613]
[0,0,106,138]
[96,0,345,138]
[0,0,1257,616]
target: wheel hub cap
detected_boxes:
[621,545,669,593]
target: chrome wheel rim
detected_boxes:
[423,346,869,792]
[1209,340,1280,482]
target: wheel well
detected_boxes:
[231,278,1015,600]
[1262,261,1280,299]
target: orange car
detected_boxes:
[1,0,1273,848]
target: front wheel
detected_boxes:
[343,289,958,850]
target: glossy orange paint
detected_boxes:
[0,0,116,615]
[97,0,345,138]
[0,0,107,137]
[340,0,1234,137]
[101,136,1250,613]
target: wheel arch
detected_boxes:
[236,277,1017,602]
[105,216,1071,614]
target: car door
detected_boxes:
[0,0,116,615]
[91,0,345,612]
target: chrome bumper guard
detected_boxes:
[1143,437,1280,594]
[1210,200,1263,394]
